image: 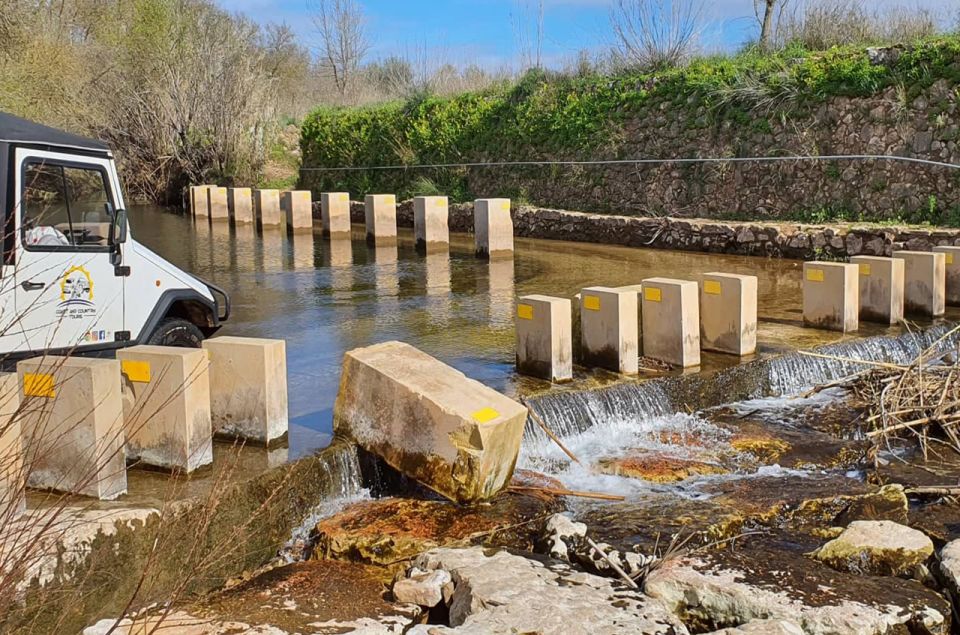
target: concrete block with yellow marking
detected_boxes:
[515,295,573,382]
[228,187,254,224]
[321,192,352,237]
[0,373,25,519]
[850,256,904,324]
[116,345,213,472]
[933,246,960,306]
[17,356,126,500]
[474,199,514,259]
[190,185,211,217]
[280,190,314,232]
[615,284,645,351]
[414,196,450,253]
[642,278,700,368]
[364,194,398,246]
[803,262,859,332]
[202,336,288,444]
[207,186,229,221]
[580,286,639,374]
[893,250,945,317]
[699,273,757,356]
[254,189,282,227]
[333,341,527,503]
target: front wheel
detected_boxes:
[145,318,204,348]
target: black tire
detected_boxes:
[145,318,204,348]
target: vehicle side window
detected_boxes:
[22,161,112,250]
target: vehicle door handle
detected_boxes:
[20,281,44,291]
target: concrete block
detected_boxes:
[207,186,229,221]
[893,251,946,317]
[280,190,313,232]
[515,295,573,382]
[474,199,514,259]
[699,273,757,356]
[414,196,449,253]
[580,287,639,374]
[803,262,859,332]
[117,345,213,472]
[850,256,904,324]
[934,246,960,306]
[0,373,24,519]
[364,194,398,246]
[190,185,211,217]
[255,189,282,227]
[18,356,126,500]
[228,187,254,224]
[615,284,645,350]
[321,192,352,237]
[642,278,700,368]
[202,337,288,444]
[333,341,527,503]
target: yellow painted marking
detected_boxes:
[583,295,601,311]
[703,280,722,295]
[644,287,662,303]
[859,263,872,276]
[947,253,955,265]
[121,360,152,383]
[499,201,510,212]
[384,195,396,205]
[23,373,55,399]
[338,193,349,202]
[806,268,824,282]
[517,304,534,320]
[471,407,500,424]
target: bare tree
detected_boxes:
[310,0,370,97]
[512,0,545,70]
[755,0,789,51]
[610,0,703,71]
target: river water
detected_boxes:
[128,205,930,458]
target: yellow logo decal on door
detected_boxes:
[57,265,96,320]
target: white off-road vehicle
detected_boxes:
[0,112,229,360]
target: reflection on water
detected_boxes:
[128,206,956,458]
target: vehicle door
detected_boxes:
[12,148,125,352]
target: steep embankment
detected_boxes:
[300,38,960,224]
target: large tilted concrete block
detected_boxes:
[934,246,960,306]
[474,199,514,259]
[580,287,639,374]
[202,336,288,444]
[228,187,254,224]
[321,192,352,237]
[642,278,700,368]
[365,194,398,246]
[255,189,282,227]
[117,346,213,472]
[0,373,25,519]
[850,256,904,325]
[894,251,946,317]
[190,185,211,217]
[334,341,527,503]
[281,190,313,232]
[803,262,859,332]
[515,295,573,382]
[207,186,229,221]
[699,273,757,356]
[18,357,126,500]
[414,196,450,253]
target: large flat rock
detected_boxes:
[333,341,527,503]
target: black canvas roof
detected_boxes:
[0,112,110,154]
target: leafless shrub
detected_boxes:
[777,0,943,50]
[512,0,546,71]
[609,0,704,71]
[310,0,370,98]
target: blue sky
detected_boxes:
[220,0,956,69]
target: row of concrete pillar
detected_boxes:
[516,273,758,381]
[803,248,960,332]
[1,337,288,512]
[190,185,313,231]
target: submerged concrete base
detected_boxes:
[117,345,213,472]
[642,278,700,367]
[894,250,946,317]
[699,273,757,356]
[333,341,527,503]
[851,256,904,325]
[202,337,288,444]
[18,357,126,500]
[803,262,859,332]
[321,192,352,237]
[515,295,573,382]
[580,287,639,374]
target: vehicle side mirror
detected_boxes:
[111,209,128,245]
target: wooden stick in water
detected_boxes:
[522,402,583,466]
[586,537,639,589]
[508,485,625,501]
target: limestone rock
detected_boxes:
[333,341,527,503]
[393,569,451,607]
[413,546,688,634]
[939,539,960,603]
[706,620,803,635]
[813,520,933,577]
